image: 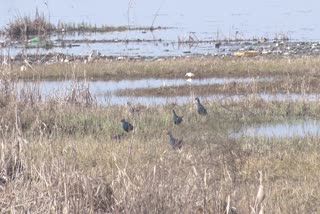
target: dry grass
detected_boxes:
[56,22,166,33]
[5,12,54,38]
[4,55,320,80]
[0,71,320,212]
[1,119,320,213]
[3,12,166,39]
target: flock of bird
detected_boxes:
[115,97,208,150]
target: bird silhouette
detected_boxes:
[195,97,207,115]
[172,110,183,125]
[111,133,124,141]
[167,131,183,150]
[121,119,134,132]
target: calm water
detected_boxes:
[1,0,319,41]
[242,120,320,138]
[1,1,319,57]
[16,77,262,104]
[18,77,262,94]
[11,79,320,105]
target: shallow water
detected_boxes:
[12,79,320,105]
[1,0,319,40]
[1,0,320,57]
[1,30,253,57]
[241,119,320,138]
[18,77,263,96]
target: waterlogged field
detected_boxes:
[1,54,320,213]
[1,2,320,211]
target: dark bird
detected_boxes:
[121,119,134,132]
[215,42,221,49]
[167,131,183,150]
[195,97,207,115]
[172,110,183,125]
[111,133,124,141]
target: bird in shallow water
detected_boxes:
[195,97,207,115]
[121,119,134,132]
[167,131,183,150]
[172,109,183,125]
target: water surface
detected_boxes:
[12,79,320,105]
[1,0,320,57]
[1,0,319,41]
[241,119,320,138]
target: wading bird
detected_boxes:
[172,110,183,125]
[195,97,207,115]
[185,72,195,77]
[121,119,134,132]
[167,131,183,150]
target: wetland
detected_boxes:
[1,1,320,213]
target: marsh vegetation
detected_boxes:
[0,71,320,212]
[1,13,320,210]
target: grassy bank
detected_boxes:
[1,94,320,212]
[2,134,320,213]
[3,55,320,80]
[1,57,320,212]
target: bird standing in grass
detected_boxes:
[195,97,207,115]
[111,133,124,141]
[172,110,183,125]
[121,119,134,132]
[167,131,183,150]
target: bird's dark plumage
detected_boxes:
[167,131,183,150]
[172,110,183,125]
[111,133,124,141]
[195,97,207,115]
[121,119,134,132]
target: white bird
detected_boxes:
[185,72,195,77]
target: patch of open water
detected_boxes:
[18,77,264,96]
[240,119,320,138]
[10,78,320,105]
[1,1,320,57]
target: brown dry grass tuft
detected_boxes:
[5,12,54,38]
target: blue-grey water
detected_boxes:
[1,0,319,40]
[10,78,320,105]
[242,120,320,138]
[1,0,320,57]
[16,77,262,104]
